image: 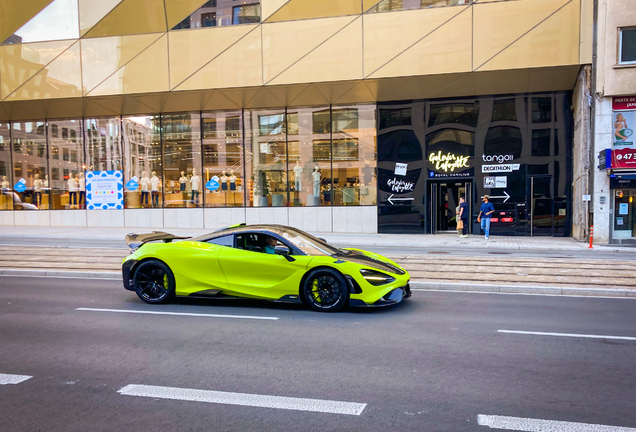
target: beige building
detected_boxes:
[0,0,595,237]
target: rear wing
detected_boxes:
[125,231,191,252]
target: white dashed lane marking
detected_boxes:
[76,308,279,321]
[478,414,636,431]
[0,374,32,385]
[118,384,367,416]
[498,329,636,341]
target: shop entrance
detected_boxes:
[429,181,472,234]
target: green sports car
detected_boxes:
[122,224,411,312]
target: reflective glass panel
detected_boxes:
[3,0,80,45]
[366,0,470,13]
[123,116,161,209]
[172,0,260,30]
[620,29,636,64]
[0,123,12,210]
[48,119,83,209]
[11,121,48,210]
[162,114,202,208]
[203,111,244,207]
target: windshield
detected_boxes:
[279,229,344,256]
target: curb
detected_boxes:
[0,269,120,279]
[409,281,636,298]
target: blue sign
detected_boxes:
[126,180,139,191]
[206,178,220,192]
[86,170,124,210]
[14,182,26,192]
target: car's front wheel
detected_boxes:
[301,268,349,312]
[133,259,175,304]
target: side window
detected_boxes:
[207,234,234,247]
[236,233,292,255]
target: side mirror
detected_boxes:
[275,245,291,255]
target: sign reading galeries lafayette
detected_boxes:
[611,148,636,169]
[613,96,636,111]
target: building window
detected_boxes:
[367,0,471,13]
[532,97,552,123]
[172,0,260,30]
[122,116,161,209]
[531,129,551,157]
[233,4,260,25]
[619,28,636,64]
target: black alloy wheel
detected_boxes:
[133,259,175,304]
[301,269,349,312]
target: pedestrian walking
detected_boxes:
[478,195,495,239]
[455,202,462,237]
[458,196,469,238]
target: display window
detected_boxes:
[11,121,48,210]
[203,111,244,207]
[123,116,161,209]
[613,190,636,239]
[0,123,12,210]
[48,119,83,209]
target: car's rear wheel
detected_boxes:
[301,268,349,312]
[133,259,175,304]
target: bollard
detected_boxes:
[588,225,594,249]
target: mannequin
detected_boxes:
[1,176,9,191]
[141,171,150,207]
[293,161,303,191]
[68,174,78,208]
[78,173,85,208]
[191,168,200,206]
[33,174,43,207]
[220,170,228,192]
[312,166,321,197]
[43,175,49,189]
[179,171,187,192]
[229,170,237,191]
[150,171,160,207]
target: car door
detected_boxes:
[217,232,312,299]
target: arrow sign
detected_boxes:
[488,191,510,202]
[388,194,414,205]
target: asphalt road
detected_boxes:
[1,236,635,260]
[1,275,635,431]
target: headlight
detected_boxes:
[360,269,395,286]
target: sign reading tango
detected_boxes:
[428,151,470,173]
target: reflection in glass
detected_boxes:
[11,122,48,210]
[492,99,517,122]
[162,114,202,208]
[0,124,13,210]
[366,0,471,13]
[245,110,288,207]
[123,116,161,209]
[48,120,83,209]
[2,0,80,45]
[531,129,551,157]
[428,102,479,127]
[532,97,552,123]
[203,111,244,207]
[173,0,261,30]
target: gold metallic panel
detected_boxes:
[472,68,532,95]
[262,16,355,83]
[162,89,211,112]
[473,0,570,70]
[265,83,313,106]
[288,84,329,106]
[0,0,54,44]
[268,17,363,86]
[1,39,75,99]
[79,0,125,36]
[81,34,163,94]
[266,0,361,22]
[5,41,82,101]
[176,28,262,91]
[418,73,475,100]
[362,0,380,12]
[312,81,360,104]
[88,34,169,96]
[528,65,580,92]
[261,0,290,20]
[365,76,424,101]
[333,81,376,105]
[169,25,256,89]
[366,7,471,79]
[202,90,242,110]
[478,0,580,71]
[165,0,208,29]
[580,0,593,64]
[83,0,167,38]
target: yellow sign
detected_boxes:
[428,151,470,173]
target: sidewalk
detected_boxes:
[0,225,632,253]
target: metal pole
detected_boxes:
[530,177,534,237]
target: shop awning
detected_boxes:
[611,172,636,180]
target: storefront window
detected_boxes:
[203,111,244,207]
[614,190,635,238]
[172,0,260,30]
[0,123,12,210]
[161,114,202,208]
[331,105,377,206]
[123,116,161,209]
[11,122,48,210]
[85,118,123,172]
[48,120,83,209]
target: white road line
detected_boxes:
[118,384,366,416]
[478,414,636,431]
[0,374,32,385]
[76,308,279,321]
[498,329,636,341]
[412,289,636,300]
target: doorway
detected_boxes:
[527,175,554,236]
[429,181,472,234]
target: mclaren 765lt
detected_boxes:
[122,224,411,312]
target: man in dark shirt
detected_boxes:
[478,195,495,239]
[458,196,469,237]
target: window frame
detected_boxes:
[619,27,636,65]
